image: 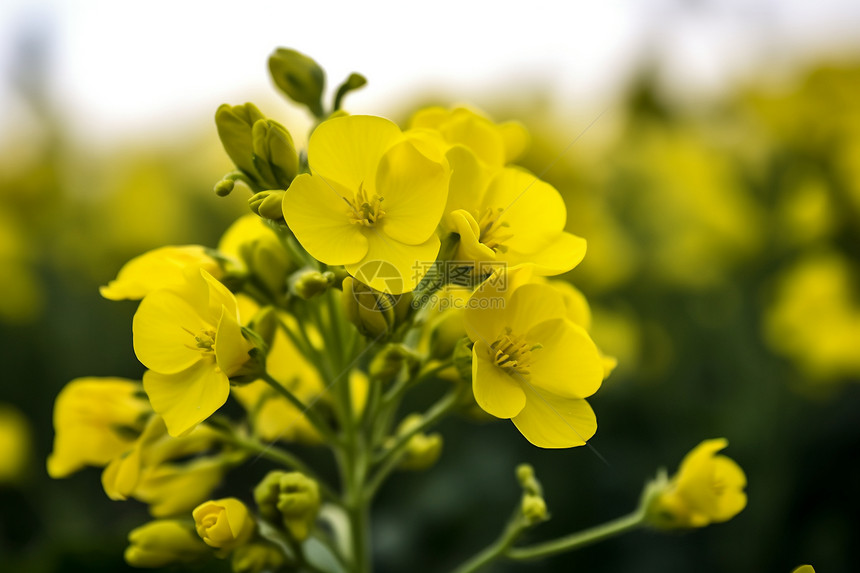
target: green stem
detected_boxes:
[260,372,340,445]
[371,360,454,450]
[452,513,528,573]
[505,508,647,561]
[366,389,461,497]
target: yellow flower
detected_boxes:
[47,377,150,478]
[100,245,221,301]
[440,145,586,276]
[409,106,530,166]
[133,269,254,436]
[792,566,815,573]
[193,497,256,551]
[0,403,31,484]
[124,520,210,568]
[101,415,232,517]
[282,115,449,294]
[765,252,860,381]
[463,273,604,448]
[649,438,747,528]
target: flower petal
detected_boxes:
[472,343,526,419]
[463,273,509,344]
[441,145,492,231]
[142,362,230,437]
[283,173,369,265]
[133,290,207,374]
[346,230,440,294]
[451,209,496,263]
[214,305,252,377]
[498,121,530,163]
[512,384,596,448]
[441,109,506,166]
[506,231,587,276]
[504,283,566,335]
[483,168,567,252]
[526,318,604,399]
[308,115,401,190]
[376,141,448,245]
[100,246,219,301]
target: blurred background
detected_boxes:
[1,1,859,571]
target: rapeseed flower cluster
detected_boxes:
[47,48,746,572]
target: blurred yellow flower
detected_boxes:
[133,269,253,436]
[231,541,286,573]
[792,566,815,573]
[282,115,449,294]
[254,470,321,541]
[101,415,233,517]
[232,312,326,443]
[47,377,150,478]
[100,245,221,301]
[124,519,210,568]
[0,403,31,484]
[765,252,860,381]
[193,497,256,550]
[649,438,747,528]
[463,274,604,448]
[409,106,529,166]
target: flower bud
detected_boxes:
[124,520,210,568]
[237,237,293,298]
[645,438,747,529]
[368,344,419,384]
[253,471,321,541]
[269,48,326,117]
[192,498,255,551]
[214,178,236,197]
[333,72,367,112]
[215,103,266,184]
[247,306,279,349]
[289,268,335,299]
[251,119,299,189]
[276,473,321,541]
[248,190,287,221]
[342,277,397,338]
[516,464,542,496]
[515,464,548,525]
[521,493,548,525]
[231,541,286,573]
[393,414,442,471]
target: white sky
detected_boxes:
[1,0,860,148]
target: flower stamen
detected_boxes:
[476,207,513,253]
[345,181,385,227]
[490,328,539,376]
